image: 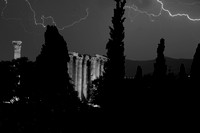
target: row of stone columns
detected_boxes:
[67,52,107,100]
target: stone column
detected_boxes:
[13,41,22,60]
[69,52,79,90]
[91,57,97,81]
[101,56,108,76]
[96,58,101,78]
[75,56,79,92]
[99,60,103,76]
[82,55,89,99]
[77,55,83,99]
[86,59,91,98]
[72,56,76,86]
[67,54,73,79]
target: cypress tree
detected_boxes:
[102,0,126,109]
[153,38,167,80]
[105,0,126,81]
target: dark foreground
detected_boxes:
[0,89,198,133]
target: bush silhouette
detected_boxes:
[11,57,35,104]
[0,61,16,102]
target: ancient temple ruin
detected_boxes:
[67,52,107,100]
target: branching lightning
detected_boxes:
[125,0,200,22]
[1,0,89,32]
[25,0,89,31]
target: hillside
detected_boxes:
[125,57,192,77]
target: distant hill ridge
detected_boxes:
[125,57,192,77]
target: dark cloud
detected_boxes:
[96,0,115,9]
[1,0,200,61]
[131,0,153,10]
[95,0,154,10]
[178,0,200,4]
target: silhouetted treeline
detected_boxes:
[91,0,126,111]
[0,26,91,132]
[0,26,82,107]
[191,43,200,81]
[35,25,82,111]
[89,37,200,120]
[1,0,200,131]
[0,61,15,102]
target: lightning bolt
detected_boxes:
[125,0,200,22]
[1,0,89,33]
[25,0,89,31]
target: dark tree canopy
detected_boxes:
[11,57,35,104]
[191,43,200,81]
[0,61,15,102]
[35,25,80,111]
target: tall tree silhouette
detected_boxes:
[153,38,167,80]
[178,63,187,80]
[191,43,200,81]
[135,65,143,80]
[35,25,80,111]
[95,0,126,110]
[105,0,126,81]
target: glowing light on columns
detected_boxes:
[12,41,22,59]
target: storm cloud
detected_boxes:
[1,0,200,61]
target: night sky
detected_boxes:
[1,0,200,61]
